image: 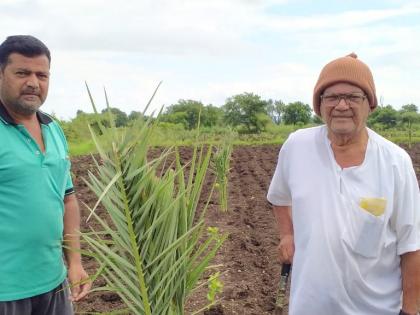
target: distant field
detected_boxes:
[68,124,420,156]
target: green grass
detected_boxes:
[67,123,420,157]
[68,139,95,156]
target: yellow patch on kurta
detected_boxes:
[359,197,387,216]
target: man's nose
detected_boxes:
[25,74,39,89]
[335,97,350,110]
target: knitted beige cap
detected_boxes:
[313,53,377,116]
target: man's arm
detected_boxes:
[273,205,294,263]
[401,250,420,314]
[63,193,91,302]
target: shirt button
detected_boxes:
[27,138,31,143]
[35,150,40,155]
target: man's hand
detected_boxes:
[401,250,420,315]
[63,194,91,301]
[68,264,92,302]
[277,234,295,264]
[272,205,294,263]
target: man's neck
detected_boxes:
[328,128,368,149]
[328,128,369,168]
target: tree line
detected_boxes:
[61,92,419,142]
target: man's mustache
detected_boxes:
[21,89,40,96]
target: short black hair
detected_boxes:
[0,35,51,69]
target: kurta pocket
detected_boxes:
[341,196,386,258]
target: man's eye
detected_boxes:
[349,95,362,102]
[324,96,338,102]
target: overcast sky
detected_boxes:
[1,0,419,119]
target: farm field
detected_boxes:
[72,143,420,315]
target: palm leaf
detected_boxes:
[80,85,226,314]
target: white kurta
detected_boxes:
[267,125,420,315]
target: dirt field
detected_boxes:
[71,143,420,315]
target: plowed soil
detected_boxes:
[71,143,420,315]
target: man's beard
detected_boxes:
[10,88,44,116]
[10,97,42,116]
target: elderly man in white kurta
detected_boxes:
[267,53,420,315]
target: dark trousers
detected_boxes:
[0,280,73,315]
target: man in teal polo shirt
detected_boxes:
[0,35,91,314]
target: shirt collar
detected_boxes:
[0,101,52,125]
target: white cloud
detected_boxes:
[257,6,420,31]
[1,0,419,118]
[1,1,251,54]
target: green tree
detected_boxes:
[282,101,312,125]
[267,99,285,125]
[101,107,129,127]
[162,99,206,130]
[76,109,86,116]
[223,92,269,133]
[202,105,223,128]
[62,111,108,141]
[367,105,398,129]
[400,104,418,113]
[128,110,143,121]
[399,104,420,148]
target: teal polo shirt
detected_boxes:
[0,102,74,301]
